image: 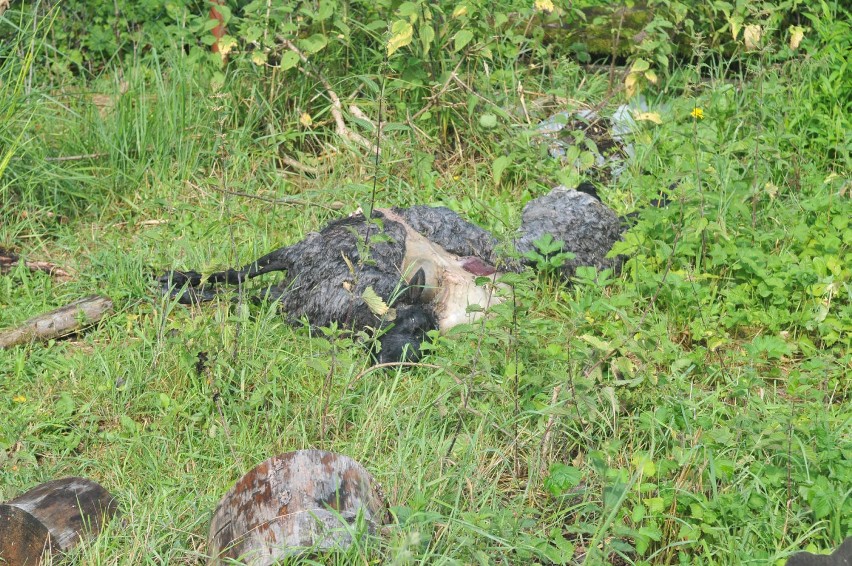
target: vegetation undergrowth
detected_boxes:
[0,0,849,564]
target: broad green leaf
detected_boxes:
[544,464,583,496]
[362,286,389,316]
[479,113,497,128]
[317,0,335,20]
[280,51,300,70]
[580,334,610,351]
[453,29,474,52]
[492,155,511,186]
[387,20,414,56]
[729,15,743,41]
[398,2,419,19]
[629,57,650,73]
[420,24,435,53]
[300,33,328,54]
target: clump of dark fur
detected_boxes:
[514,186,625,279]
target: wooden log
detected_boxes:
[0,295,113,349]
[0,477,118,565]
[208,450,388,565]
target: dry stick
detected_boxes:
[279,38,377,154]
[320,346,337,441]
[0,295,113,348]
[0,253,72,280]
[45,152,108,163]
[278,153,321,176]
[189,181,338,211]
[607,2,627,95]
[409,58,466,122]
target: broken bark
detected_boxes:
[0,295,113,349]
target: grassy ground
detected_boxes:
[1,2,850,565]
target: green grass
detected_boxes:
[1,2,851,565]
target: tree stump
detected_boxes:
[0,477,118,565]
[207,450,388,565]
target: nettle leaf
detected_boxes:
[397,1,420,19]
[420,24,435,53]
[300,33,328,54]
[317,0,335,21]
[479,113,497,128]
[454,29,474,52]
[544,464,583,496]
[629,57,650,73]
[387,20,414,56]
[362,286,389,316]
[492,155,511,186]
[280,51,300,70]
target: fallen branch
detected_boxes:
[0,250,72,280]
[278,153,321,175]
[409,57,465,123]
[45,153,107,163]
[279,38,378,154]
[0,295,113,349]
[189,181,342,211]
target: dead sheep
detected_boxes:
[159,184,625,362]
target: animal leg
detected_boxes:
[206,248,292,284]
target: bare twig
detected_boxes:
[348,104,375,128]
[278,153,321,175]
[279,38,378,154]
[409,58,465,122]
[608,3,627,95]
[451,74,520,122]
[320,345,337,440]
[45,153,107,162]
[187,181,339,211]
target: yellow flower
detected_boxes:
[691,107,704,120]
[12,395,26,403]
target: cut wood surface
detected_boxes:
[208,450,388,565]
[0,477,118,565]
[0,295,113,349]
